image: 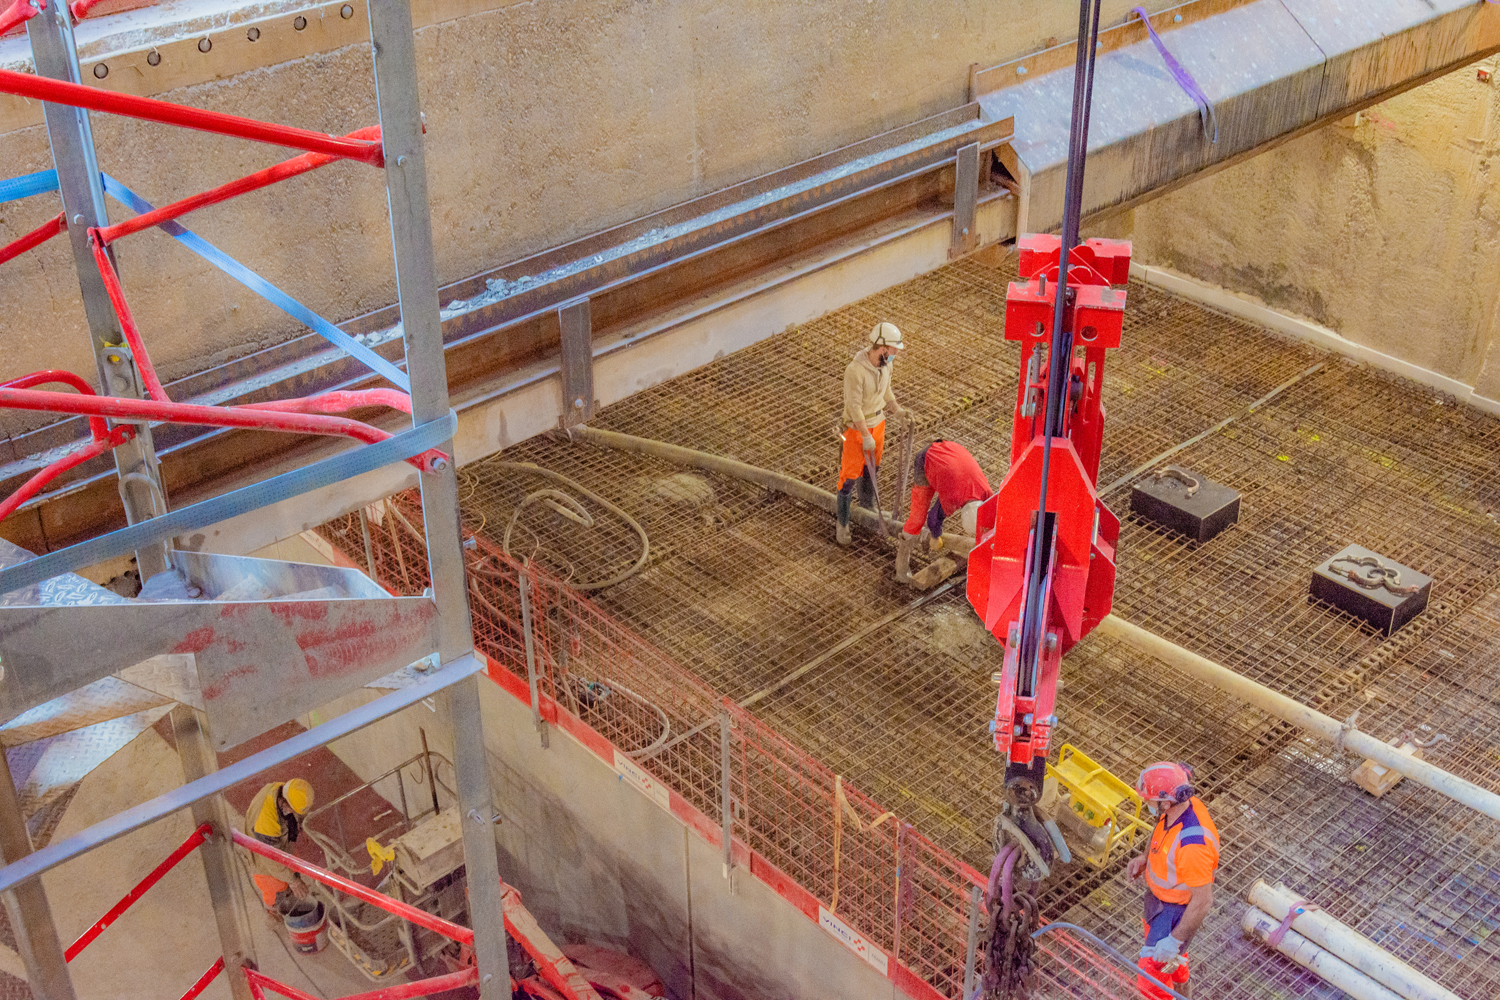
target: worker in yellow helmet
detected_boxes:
[243,777,316,915]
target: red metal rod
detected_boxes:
[96,126,383,245]
[0,0,43,37]
[88,232,170,401]
[246,967,478,1000]
[0,212,65,268]
[0,386,445,472]
[69,0,105,19]
[0,68,384,166]
[0,425,132,523]
[241,389,412,417]
[178,956,225,1000]
[1,370,107,439]
[231,829,474,945]
[90,245,154,393]
[65,822,211,961]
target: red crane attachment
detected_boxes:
[966,234,1130,776]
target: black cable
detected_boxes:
[1014,0,1105,742]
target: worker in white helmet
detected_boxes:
[243,777,317,916]
[835,322,907,545]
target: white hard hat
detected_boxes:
[869,322,905,350]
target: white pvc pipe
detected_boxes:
[1096,615,1500,820]
[1242,907,1404,1000]
[1250,881,1459,1000]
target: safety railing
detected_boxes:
[324,491,1167,999]
[232,830,608,1000]
[59,821,226,999]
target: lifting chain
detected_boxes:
[977,810,1046,998]
[1329,554,1420,595]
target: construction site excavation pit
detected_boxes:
[322,254,1500,1000]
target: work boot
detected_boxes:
[836,492,853,546]
[856,469,877,510]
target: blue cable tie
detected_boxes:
[0,170,60,205]
[100,174,412,392]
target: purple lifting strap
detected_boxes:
[1131,7,1218,143]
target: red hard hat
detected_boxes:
[1136,761,1194,804]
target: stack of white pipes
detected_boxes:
[1242,881,1462,1000]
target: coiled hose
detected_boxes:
[488,461,649,591]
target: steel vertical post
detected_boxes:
[0,748,75,1000]
[719,711,734,882]
[171,706,256,1000]
[27,2,169,583]
[518,567,548,747]
[963,885,982,997]
[365,2,508,996]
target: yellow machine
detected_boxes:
[1042,744,1151,868]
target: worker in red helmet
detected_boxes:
[835,322,906,546]
[900,439,991,550]
[1126,762,1219,999]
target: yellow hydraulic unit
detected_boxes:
[1042,744,1151,868]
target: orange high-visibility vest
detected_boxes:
[1145,796,1220,905]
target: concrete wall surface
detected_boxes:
[0,0,1179,405]
[1129,55,1500,398]
[315,680,911,1000]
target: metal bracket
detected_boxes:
[558,297,594,428]
[950,141,981,258]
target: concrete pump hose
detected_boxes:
[1096,615,1500,821]
[492,461,650,591]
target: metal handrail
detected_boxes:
[245,966,476,1000]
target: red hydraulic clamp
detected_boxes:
[966,234,1130,772]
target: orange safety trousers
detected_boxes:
[253,872,290,908]
[1136,954,1189,999]
[837,419,886,488]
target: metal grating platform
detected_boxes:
[333,254,1500,998]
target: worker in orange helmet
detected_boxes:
[1126,761,1219,999]
[836,322,906,546]
[243,777,316,916]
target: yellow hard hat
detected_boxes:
[283,778,315,815]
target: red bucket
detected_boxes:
[283,902,328,954]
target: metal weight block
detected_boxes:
[1310,543,1431,636]
[1129,466,1240,543]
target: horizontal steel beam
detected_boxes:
[0,410,453,596]
[0,653,485,893]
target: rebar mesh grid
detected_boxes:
[322,253,1500,998]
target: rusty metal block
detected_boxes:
[1129,466,1240,543]
[1310,543,1431,636]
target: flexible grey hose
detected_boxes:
[491,461,649,591]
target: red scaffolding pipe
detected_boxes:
[0,426,132,522]
[66,822,211,961]
[0,67,384,166]
[242,389,413,417]
[89,232,169,401]
[95,126,383,245]
[245,967,478,1000]
[0,212,65,268]
[178,956,225,1000]
[0,386,446,472]
[0,0,43,38]
[231,829,474,945]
